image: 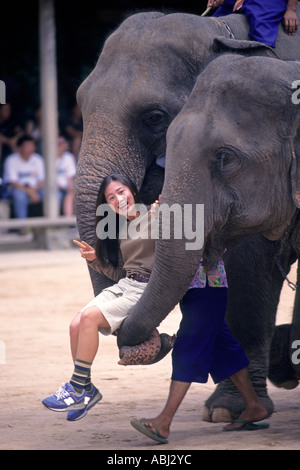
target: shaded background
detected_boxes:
[1,0,209,128]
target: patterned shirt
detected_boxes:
[189,257,228,289]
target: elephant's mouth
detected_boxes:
[203,233,227,271]
[202,204,234,270]
[139,161,165,205]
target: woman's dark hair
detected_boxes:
[95,174,141,267]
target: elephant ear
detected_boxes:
[212,37,278,58]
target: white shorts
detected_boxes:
[80,277,147,335]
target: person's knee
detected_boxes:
[69,313,81,337]
[80,306,107,328]
[12,188,28,203]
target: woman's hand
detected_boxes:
[73,240,97,261]
[150,194,161,217]
[206,0,225,8]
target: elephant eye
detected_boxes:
[141,110,169,134]
[211,147,240,177]
[217,149,233,167]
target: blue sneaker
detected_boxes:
[42,382,86,412]
[67,384,102,421]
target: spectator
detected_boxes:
[62,103,83,160]
[24,106,42,155]
[56,136,76,216]
[0,102,23,161]
[3,135,44,219]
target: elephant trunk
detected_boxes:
[117,182,216,346]
[117,237,201,347]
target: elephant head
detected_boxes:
[164,54,300,264]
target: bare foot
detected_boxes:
[223,403,269,431]
[138,417,169,440]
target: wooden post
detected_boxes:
[39,0,59,218]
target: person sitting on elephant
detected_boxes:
[206,0,298,47]
[42,173,174,422]
[130,155,269,443]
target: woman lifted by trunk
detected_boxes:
[42,174,169,421]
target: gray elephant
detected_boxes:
[132,52,300,415]
[75,7,300,421]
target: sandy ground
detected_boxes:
[0,247,299,452]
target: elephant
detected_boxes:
[75,6,300,421]
[153,52,300,389]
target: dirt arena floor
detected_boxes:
[0,247,299,451]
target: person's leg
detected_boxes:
[205,297,268,429]
[11,188,29,218]
[131,287,217,441]
[68,306,109,392]
[243,0,287,47]
[42,305,108,412]
[69,312,81,362]
[131,380,191,440]
[57,189,65,214]
[62,190,74,216]
[69,307,110,363]
[223,367,268,430]
[75,306,110,362]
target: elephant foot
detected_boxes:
[202,406,234,423]
[118,329,176,365]
[202,379,274,423]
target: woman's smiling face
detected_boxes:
[104,180,136,218]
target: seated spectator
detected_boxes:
[3,135,45,219]
[206,0,298,47]
[24,106,42,155]
[0,102,23,161]
[56,136,76,216]
[62,103,83,160]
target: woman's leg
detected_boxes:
[74,306,110,363]
[132,380,191,440]
[69,312,81,363]
[69,306,110,363]
[43,299,114,412]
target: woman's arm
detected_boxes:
[73,239,125,282]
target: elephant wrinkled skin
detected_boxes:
[75,7,300,421]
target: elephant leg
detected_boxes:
[203,235,283,422]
